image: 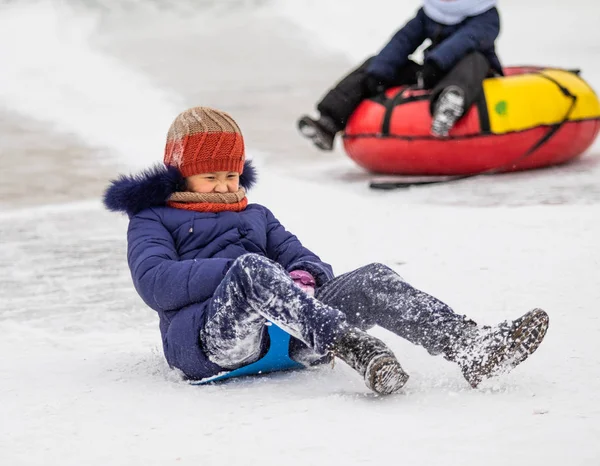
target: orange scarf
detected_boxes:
[167,188,247,213]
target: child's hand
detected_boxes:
[419,61,443,89]
[289,270,316,297]
[364,75,387,97]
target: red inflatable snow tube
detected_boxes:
[342,66,600,175]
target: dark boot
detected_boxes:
[297,114,339,151]
[331,327,409,395]
[445,308,549,388]
[430,86,465,137]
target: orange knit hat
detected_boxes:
[164,107,245,177]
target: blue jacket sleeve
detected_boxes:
[127,209,233,312]
[426,8,500,71]
[264,208,334,286]
[366,8,427,82]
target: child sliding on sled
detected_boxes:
[104,106,548,395]
[299,0,503,150]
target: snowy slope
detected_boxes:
[1,1,599,465]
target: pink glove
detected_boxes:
[290,270,316,297]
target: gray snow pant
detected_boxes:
[200,254,472,369]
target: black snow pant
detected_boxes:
[201,254,474,369]
[317,52,492,130]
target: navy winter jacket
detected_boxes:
[104,162,334,379]
[367,7,502,82]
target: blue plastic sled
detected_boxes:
[190,323,305,385]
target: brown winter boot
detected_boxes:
[445,308,549,388]
[331,327,409,395]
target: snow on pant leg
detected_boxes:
[315,263,474,355]
[429,52,491,114]
[200,254,349,369]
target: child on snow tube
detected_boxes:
[104,106,548,395]
[298,0,503,149]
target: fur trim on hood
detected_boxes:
[103,160,257,217]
